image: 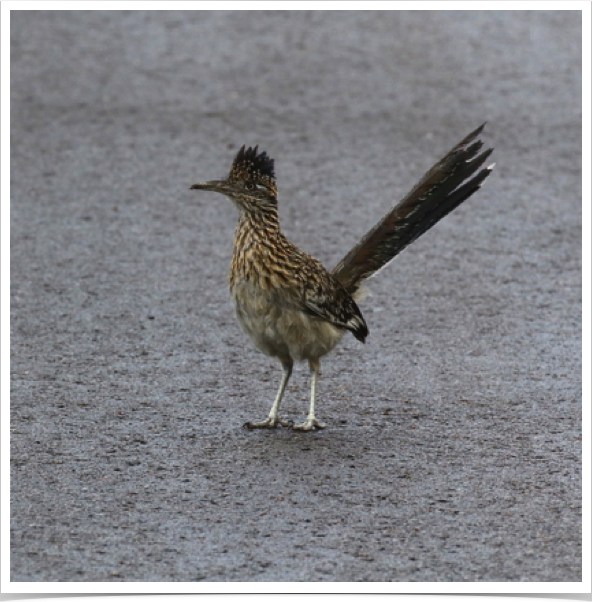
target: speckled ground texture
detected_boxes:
[10,10,581,582]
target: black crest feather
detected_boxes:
[232,145,275,180]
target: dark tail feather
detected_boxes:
[332,124,494,295]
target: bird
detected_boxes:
[189,124,494,431]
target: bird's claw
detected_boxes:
[244,416,293,429]
[292,418,326,431]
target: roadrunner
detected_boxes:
[190,124,494,431]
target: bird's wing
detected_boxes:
[299,271,368,343]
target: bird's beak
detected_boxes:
[189,180,228,193]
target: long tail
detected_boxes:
[332,123,494,296]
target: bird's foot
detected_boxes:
[292,417,326,431]
[244,416,293,429]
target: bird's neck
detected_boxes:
[235,208,282,244]
[231,209,286,285]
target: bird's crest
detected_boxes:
[230,146,276,187]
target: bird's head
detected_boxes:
[190,146,277,214]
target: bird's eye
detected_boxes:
[245,182,255,191]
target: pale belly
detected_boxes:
[230,281,344,362]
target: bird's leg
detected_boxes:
[245,360,294,429]
[293,359,326,431]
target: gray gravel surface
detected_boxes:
[10,11,582,582]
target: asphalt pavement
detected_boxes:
[10,10,582,582]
